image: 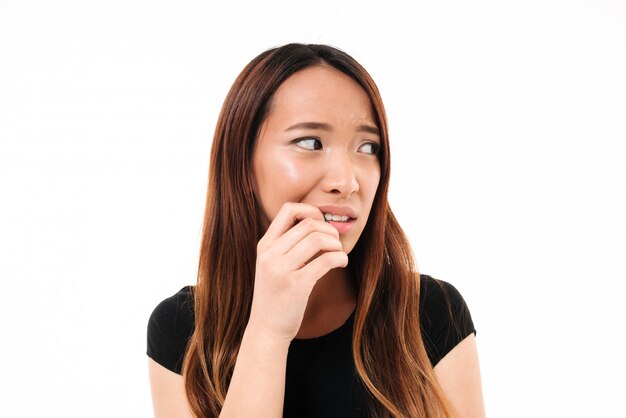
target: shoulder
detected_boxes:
[419,274,476,367]
[146,286,195,375]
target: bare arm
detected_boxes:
[148,338,289,418]
[148,203,344,417]
[219,326,291,417]
[434,334,486,418]
[220,202,347,417]
[148,358,194,418]
[147,327,291,418]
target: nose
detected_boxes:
[322,151,359,196]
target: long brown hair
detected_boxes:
[182,43,453,417]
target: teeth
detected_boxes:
[323,213,349,222]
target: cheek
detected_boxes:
[257,157,313,217]
[361,166,381,206]
[278,158,306,184]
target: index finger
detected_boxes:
[262,202,325,241]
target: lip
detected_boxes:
[326,218,356,234]
[317,205,357,219]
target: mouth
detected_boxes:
[321,212,356,234]
[316,206,358,234]
[322,213,354,223]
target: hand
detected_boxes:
[246,202,349,343]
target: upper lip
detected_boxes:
[317,205,357,219]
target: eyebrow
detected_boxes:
[284,121,380,136]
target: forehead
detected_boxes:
[266,65,375,126]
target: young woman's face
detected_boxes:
[252,65,381,253]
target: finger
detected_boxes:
[283,231,343,270]
[297,251,349,287]
[271,216,339,255]
[262,202,325,242]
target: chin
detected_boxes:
[341,240,357,254]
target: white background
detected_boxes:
[1,1,624,416]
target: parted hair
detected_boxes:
[182,43,453,417]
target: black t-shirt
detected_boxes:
[147,274,476,417]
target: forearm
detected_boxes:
[219,325,290,418]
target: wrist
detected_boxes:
[242,322,293,353]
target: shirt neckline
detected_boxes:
[291,308,356,344]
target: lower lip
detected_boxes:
[326,219,356,234]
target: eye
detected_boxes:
[358,142,380,155]
[294,137,323,150]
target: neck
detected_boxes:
[307,267,355,310]
[296,267,357,339]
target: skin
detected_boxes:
[250,64,381,339]
[149,64,486,418]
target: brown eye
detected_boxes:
[358,142,379,155]
[295,138,322,150]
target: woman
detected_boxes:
[147,43,485,417]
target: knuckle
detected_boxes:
[256,246,278,264]
[307,219,332,236]
[299,217,316,231]
[282,201,296,213]
[327,251,347,266]
[256,239,270,254]
[262,260,281,277]
[320,251,336,264]
[319,222,338,237]
[310,231,326,246]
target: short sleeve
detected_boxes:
[146,286,195,374]
[419,275,476,367]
